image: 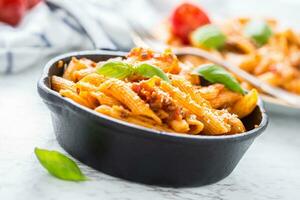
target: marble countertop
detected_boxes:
[0,64,300,200]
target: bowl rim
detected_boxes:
[38,50,268,142]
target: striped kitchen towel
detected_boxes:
[0,0,116,74]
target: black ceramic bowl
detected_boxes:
[38,50,268,187]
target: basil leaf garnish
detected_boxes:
[96,61,133,79]
[191,24,226,49]
[245,20,272,46]
[194,64,245,94]
[96,60,169,81]
[135,63,170,82]
[35,148,87,181]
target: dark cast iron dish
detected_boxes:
[37,50,268,187]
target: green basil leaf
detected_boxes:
[245,20,272,46]
[35,147,87,181]
[96,61,133,79]
[191,24,226,49]
[135,63,170,82]
[193,64,245,94]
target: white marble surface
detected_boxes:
[0,61,300,200]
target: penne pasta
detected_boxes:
[59,89,92,108]
[169,119,190,133]
[77,73,106,87]
[52,76,76,92]
[63,57,89,81]
[90,91,121,107]
[78,91,99,109]
[165,15,300,95]
[75,81,98,92]
[216,110,245,134]
[186,115,204,134]
[159,81,231,134]
[95,105,171,132]
[209,89,242,109]
[231,89,258,118]
[170,76,211,107]
[73,68,96,82]
[257,72,282,87]
[198,84,224,101]
[53,48,258,136]
[282,79,300,94]
[99,79,162,124]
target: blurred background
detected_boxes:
[1,1,300,199]
[1,0,300,74]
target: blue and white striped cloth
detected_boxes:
[0,0,118,74]
[0,0,169,74]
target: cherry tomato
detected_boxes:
[170,2,211,44]
[26,0,42,9]
[0,0,26,26]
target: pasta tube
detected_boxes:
[170,77,211,107]
[169,119,189,133]
[231,89,258,118]
[73,68,96,82]
[59,89,92,108]
[78,73,106,87]
[95,105,170,132]
[216,110,245,134]
[186,115,204,134]
[209,89,242,109]
[63,57,88,81]
[79,91,99,109]
[51,76,75,92]
[99,79,162,124]
[160,81,231,134]
[90,91,121,107]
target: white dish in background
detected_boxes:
[261,95,300,116]
[160,0,300,116]
[209,0,300,116]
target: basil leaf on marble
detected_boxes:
[34,147,87,181]
[193,64,245,94]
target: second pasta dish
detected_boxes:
[163,3,300,95]
[51,47,258,136]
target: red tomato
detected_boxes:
[0,0,26,26]
[26,0,42,9]
[170,2,211,44]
